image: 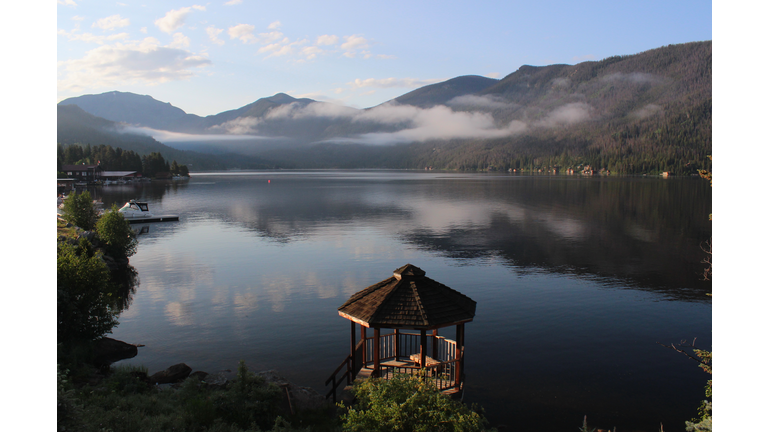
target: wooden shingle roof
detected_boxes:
[338,264,476,329]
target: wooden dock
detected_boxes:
[126,215,179,224]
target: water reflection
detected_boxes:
[94,173,711,301]
[103,171,710,432]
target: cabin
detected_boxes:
[325,264,476,402]
[61,164,103,182]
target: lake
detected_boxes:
[92,170,712,432]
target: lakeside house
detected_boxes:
[61,164,103,182]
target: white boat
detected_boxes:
[118,200,153,219]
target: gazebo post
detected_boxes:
[349,321,356,384]
[420,329,427,370]
[373,327,381,378]
[432,328,439,359]
[394,329,399,360]
[361,325,367,369]
[456,323,465,386]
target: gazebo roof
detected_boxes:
[338,264,476,329]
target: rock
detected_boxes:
[149,363,192,384]
[78,231,96,242]
[92,337,138,366]
[202,370,234,388]
[188,371,209,381]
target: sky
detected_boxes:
[56,0,713,116]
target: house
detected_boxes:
[61,164,103,182]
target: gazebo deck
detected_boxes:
[352,361,463,396]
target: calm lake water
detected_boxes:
[93,171,711,432]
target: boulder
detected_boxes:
[149,363,192,384]
[92,337,138,366]
[78,231,96,243]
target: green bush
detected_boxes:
[340,373,492,432]
[57,240,119,343]
[61,191,99,230]
[96,205,137,259]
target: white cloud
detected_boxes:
[301,46,324,60]
[224,0,242,4]
[154,6,205,34]
[228,23,256,43]
[602,72,663,85]
[58,0,77,6]
[170,32,191,48]
[92,14,130,31]
[72,15,85,21]
[447,95,515,110]
[258,30,284,44]
[58,38,212,92]
[348,77,444,89]
[140,27,147,34]
[316,34,338,46]
[261,101,527,145]
[209,117,262,134]
[486,72,501,79]
[631,104,663,119]
[206,26,225,45]
[341,34,370,58]
[58,28,130,44]
[377,54,396,60]
[268,21,281,30]
[534,102,593,127]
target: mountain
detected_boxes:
[57,41,711,174]
[58,91,204,132]
[393,75,499,108]
[56,104,274,170]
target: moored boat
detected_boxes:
[118,200,153,219]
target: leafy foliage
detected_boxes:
[57,240,119,343]
[340,373,492,432]
[61,191,99,231]
[684,349,712,432]
[95,205,137,259]
[67,362,312,432]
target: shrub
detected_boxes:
[61,191,99,230]
[96,205,137,259]
[340,373,492,432]
[57,241,119,343]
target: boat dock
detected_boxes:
[126,215,179,224]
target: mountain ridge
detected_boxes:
[57,41,711,174]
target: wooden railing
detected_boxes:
[379,356,462,393]
[326,333,462,402]
[363,332,458,366]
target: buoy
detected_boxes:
[268,180,271,183]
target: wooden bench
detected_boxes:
[409,353,440,367]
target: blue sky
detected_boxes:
[56,0,712,116]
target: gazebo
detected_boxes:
[325,264,476,401]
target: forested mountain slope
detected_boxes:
[57,41,711,174]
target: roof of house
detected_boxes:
[338,264,476,329]
[61,164,102,171]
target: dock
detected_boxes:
[126,215,179,224]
